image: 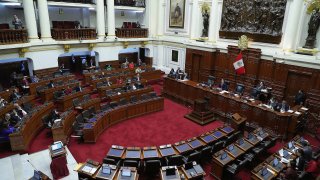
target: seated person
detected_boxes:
[74,82,82,92]
[130,83,137,91]
[175,67,185,80]
[256,81,265,91]
[21,76,30,94]
[129,62,135,69]
[6,112,20,126]
[30,75,40,83]
[59,63,65,73]
[297,140,313,171]
[168,68,176,78]
[105,64,112,71]
[136,73,141,82]
[126,78,132,84]
[137,59,142,67]
[106,77,112,86]
[0,118,15,142]
[10,88,21,102]
[122,59,129,69]
[117,77,123,85]
[14,103,27,117]
[278,100,289,112]
[64,85,72,95]
[48,80,55,88]
[294,90,306,105]
[47,109,61,127]
[0,97,8,108]
[218,78,228,91]
[268,97,278,110]
[135,67,142,74]
[280,160,298,180]
[207,76,215,87]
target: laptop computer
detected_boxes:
[220,152,227,160]
[273,158,279,167]
[238,138,244,145]
[121,169,131,177]
[228,144,234,151]
[102,166,111,175]
[261,167,268,176]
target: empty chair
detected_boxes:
[101,103,111,111]
[106,90,114,96]
[130,96,137,103]
[103,157,120,167]
[96,82,103,88]
[233,131,243,139]
[200,146,212,164]
[212,141,224,153]
[149,92,157,98]
[207,76,215,87]
[123,160,141,169]
[88,107,96,116]
[144,160,161,176]
[82,110,92,121]
[110,101,118,108]
[73,98,82,110]
[183,151,201,164]
[165,155,184,167]
[140,94,149,100]
[83,94,90,102]
[235,83,245,95]
[119,98,128,106]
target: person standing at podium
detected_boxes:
[294,90,306,105]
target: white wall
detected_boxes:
[0,4,25,28]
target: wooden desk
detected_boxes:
[199,133,217,145]
[163,77,303,138]
[95,164,118,180]
[160,166,180,180]
[51,110,77,144]
[142,147,161,159]
[211,150,235,180]
[265,155,286,174]
[220,126,235,135]
[252,164,277,180]
[0,95,36,119]
[159,146,177,157]
[181,164,206,180]
[188,138,205,150]
[235,138,253,152]
[211,130,226,140]
[9,102,54,151]
[55,90,88,111]
[225,144,245,159]
[174,142,192,155]
[106,86,154,102]
[123,148,142,160]
[117,167,138,180]
[29,75,75,95]
[245,134,261,146]
[106,146,125,159]
[77,160,101,179]
[39,81,78,102]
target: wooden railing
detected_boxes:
[116,28,148,38]
[114,0,145,7]
[0,29,28,44]
[49,0,94,4]
[51,28,96,40]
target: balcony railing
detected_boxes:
[114,0,145,7]
[51,28,96,40]
[116,28,148,38]
[0,29,28,45]
[49,0,94,4]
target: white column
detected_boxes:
[37,0,52,41]
[157,0,165,36]
[22,0,39,41]
[96,0,106,39]
[190,0,199,40]
[107,0,115,38]
[208,0,219,42]
[282,0,304,51]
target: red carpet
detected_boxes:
[67,98,223,163]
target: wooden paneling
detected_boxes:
[119,52,138,64]
[99,60,120,69]
[185,46,320,113]
[34,67,58,78]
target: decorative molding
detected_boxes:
[19,48,28,58]
[123,41,129,48]
[88,43,96,51]
[64,44,71,52]
[141,41,148,47]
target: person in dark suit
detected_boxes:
[219,78,228,91]
[64,85,72,95]
[0,117,15,142]
[295,90,306,105]
[279,100,289,112]
[10,110,22,126]
[106,77,112,87]
[20,61,27,76]
[256,81,265,91]
[268,97,278,110]
[10,89,21,102]
[297,140,313,171]
[14,103,27,117]
[48,80,54,88]
[74,83,82,92]
[281,160,298,180]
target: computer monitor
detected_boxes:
[166,167,176,176]
[235,84,245,94]
[220,152,227,160]
[283,150,289,158]
[238,138,244,145]
[273,158,279,167]
[102,166,111,175]
[248,133,254,139]
[121,169,131,177]
[228,144,234,151]
[261,167,268,176]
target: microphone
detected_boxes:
[27,159,40,172]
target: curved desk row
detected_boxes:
[9,102,54,151]
[56,90,94,111]
[52,110,77,144]
[83,97,164,143]
[163,77,307,138]
[38,81,79,102]
[105,86,154,102]
[0,95,36,119]
[97,80,147,97]
[29,74,75,95]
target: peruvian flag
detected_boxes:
[233,52,245,75]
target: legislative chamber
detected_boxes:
[0,0,319,180]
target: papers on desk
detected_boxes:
[287,110,294,113]
[261,89,268,93]
[262,104,271,109]
[82,166,92,173]
[294,111,301,115]
[301,107,309,111]
[279,149,284,157]
[219,90,229,94]
[117,92,121,95]
[280,158,289,164]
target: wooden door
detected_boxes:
[191,54,201,82]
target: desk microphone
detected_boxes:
[27,160,40,172]
[27,159,42,180]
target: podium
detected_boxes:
[185,99,215,125]
[230,113,246,131]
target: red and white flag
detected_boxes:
[233,52,245,75]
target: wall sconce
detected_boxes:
[141,41,147,48]
[19,48,28,58]
[88,43,95,51]
[123,41,129,49]
[64,44,71,52]
[59,8,64,14]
